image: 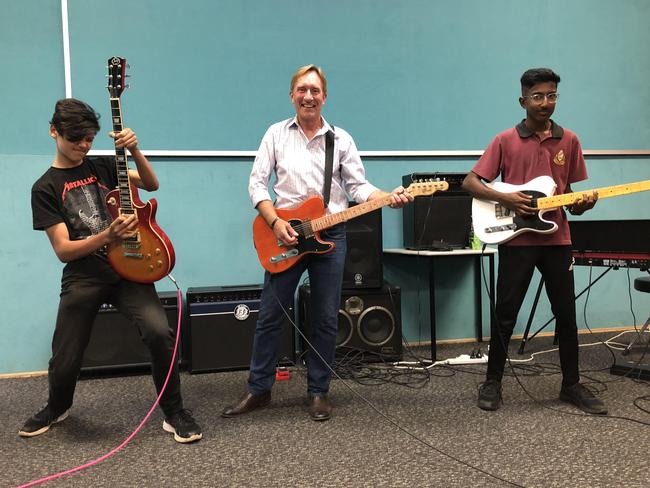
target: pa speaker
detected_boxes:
[402,172,472,250]
[298,283,402,361]
[186,285,295,373]
[342,203,383,289]
[80,291,179,377]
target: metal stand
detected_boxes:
[623,316,650,355]
[518,266,614,354]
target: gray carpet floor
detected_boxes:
[2,332,650,488]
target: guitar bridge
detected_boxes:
[485,223,517,234]
[270,248,299,263]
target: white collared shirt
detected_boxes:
[248,117,378,214]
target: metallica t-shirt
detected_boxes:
[31,156,117,241]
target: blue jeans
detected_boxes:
[248,224,347,395]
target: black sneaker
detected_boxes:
[163,409,202,443]
[18,405,69,438]
[478,380,502,411]
[560,383,607,415]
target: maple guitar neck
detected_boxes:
[536,180,650,210]
[309,193,398,232]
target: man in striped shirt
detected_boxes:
[222,64,412,421]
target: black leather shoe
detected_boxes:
[221,391,271,418]
[308,394,332,421]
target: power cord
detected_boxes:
[477,244,650,426]
[17,274,185,487]
[268,275,526,488]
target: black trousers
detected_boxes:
[486,245,580,387]
[47,255,183,417]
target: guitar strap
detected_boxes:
[323,128,335,207]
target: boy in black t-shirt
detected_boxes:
[21,98,201,443]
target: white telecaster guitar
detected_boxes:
[472,176,650,245]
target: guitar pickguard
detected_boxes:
[268,219,332,265]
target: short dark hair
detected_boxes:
[520,68,561,94]
[50,98,100,142]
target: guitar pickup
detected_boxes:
[122,252,144,259]
[494,204,512,218]
[270,248,299,263]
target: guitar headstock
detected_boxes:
[405,180,450,197]
[107,56,128,98]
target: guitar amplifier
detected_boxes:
[402,172,472,250]
[186,285,295,373]
[80,291,180,377]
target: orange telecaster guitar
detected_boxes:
[253,180,449,273]
[104,56,175,283]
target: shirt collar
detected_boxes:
[516,119,564,139]
[288,116,332,137]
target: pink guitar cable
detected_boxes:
[17,283,183,487]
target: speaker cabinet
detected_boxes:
[342,203,383,289]
[402,172,472,250]
[80,291,179,377]
[186,285,295,373]
[298,283,402,361]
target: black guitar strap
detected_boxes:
[323,128,335,207]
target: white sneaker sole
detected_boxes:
[162,420,203,443]
[18,410,69,438]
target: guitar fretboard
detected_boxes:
[309,194,392,233]
[109,97,134,215]
[305,181,448,233]
[537,180,650,209]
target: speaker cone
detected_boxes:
[336,310,354,347]
[357,306,395,346]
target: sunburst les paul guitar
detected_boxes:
[472,175,650,245]
[253,180,449,273]
[104,56,175,283]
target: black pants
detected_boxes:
[486,245,580,387]
[47,255,183,417]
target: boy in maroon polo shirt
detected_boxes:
[462,68,607,414]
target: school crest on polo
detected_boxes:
[553,150,566,166]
